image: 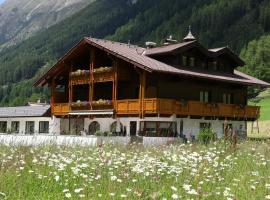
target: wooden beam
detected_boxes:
[113,59,118,118]
[139,70,146,118]
[89,48,96,109]
[51,78,56,114]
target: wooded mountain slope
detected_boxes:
[0,0,270,106]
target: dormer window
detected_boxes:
[213,61,218,71]
[190,57,195,67]
[182,56,187,66]
[223,93,233,104]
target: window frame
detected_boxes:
[11,121,20,134]
[25,121,35,135]
[0,121,7,133]
[39,121,49,134]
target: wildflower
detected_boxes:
[183,184,191,191]
[265,195,270,199]
[120,194,127,198]
[0,192,6,197]
[55,175,60,182]
[109,193,115,196]
[74,188,83,193]
[110,175,117,181]
[79,194,85,198]
[171,186,177,191]
[65,193,72,198]
[171,194,179,199]
[187,189,198,195]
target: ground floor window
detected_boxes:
[88,121,100,135]
[11,121,20,133]
[0,121,7,133]
[200,122,211,130]
[139,121,177,137]
[39,121,49,133]
[110,121,125,136]
[25,121,35,134]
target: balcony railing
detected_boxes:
[52,98,260,120]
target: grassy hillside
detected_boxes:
[250,88,270,121]
[1,0,270,105]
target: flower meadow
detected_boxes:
[0,141,269,200]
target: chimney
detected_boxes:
[145,41,157,49]
[164,35,178,45]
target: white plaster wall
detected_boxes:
[83,116,246,139]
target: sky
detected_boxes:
[0,0,5,5]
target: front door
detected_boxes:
[130,121,137,136]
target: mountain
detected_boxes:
[0,0,94,49]
[0,0,270,106]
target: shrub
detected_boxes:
[95,130,103,136]
[198,128,217,145]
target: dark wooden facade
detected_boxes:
[47,41,260,121]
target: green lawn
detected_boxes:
[247,89,270,138]
[0,142,269,200]
[255,97,270,121]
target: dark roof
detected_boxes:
[35,37,269,87]
[146,41,245,66]
[0,105,50,118]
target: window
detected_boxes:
[190,57,195,67]
[11,121,20,133]
[39,121,49,134]
[0,121,7,133]
[223,93,233,104]
[88,121,100,135]
[213,61,218,71]
[182,56,187,66]
[223,123,233,134]
[25,121,35,135]
[140,121,177,137]
[200,91,210,103]
[200,123,211,130]
[110,121,124,136]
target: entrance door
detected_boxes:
[130,121,137,136]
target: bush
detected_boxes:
[95,130,103,136]
[198,128,217,145]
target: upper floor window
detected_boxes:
[182,56,187,66]
[213,61,218,71]
[200,91,210,103]
[190,57,195,67]
[223,93,233,104]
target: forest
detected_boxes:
[0,0,270,106]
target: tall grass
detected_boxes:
[0,141,269,199]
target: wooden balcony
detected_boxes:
[70,67,114,85]
[93,70,114,83]
[115,98,260,120]
[52,98,260,120]
[70,74,90,85]
[52,103,70,116]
